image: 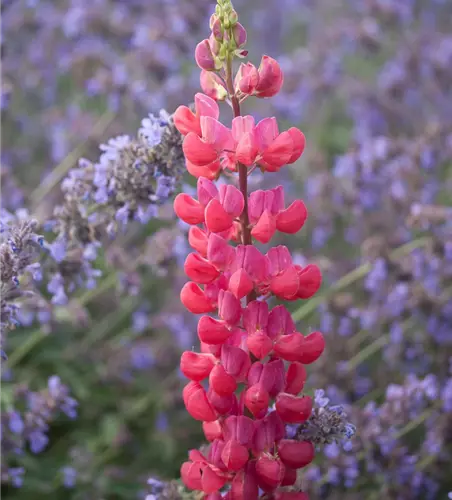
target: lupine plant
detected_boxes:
[170,2,348,497]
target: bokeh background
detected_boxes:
[1,0,452,499]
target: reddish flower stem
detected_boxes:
[225,58,256,304]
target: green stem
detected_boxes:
[6,331,46,369]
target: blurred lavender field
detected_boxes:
[1,0,452,499]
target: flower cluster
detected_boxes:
[172,2,332,497]
[303,374,452,499]
[0,211,44,356]
[1,375,77,487]
[34,112,184,307]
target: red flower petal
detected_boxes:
[205,198,234,233]
[278,440,315,469]
[174,193,205,225]
[297,331,325,364]
[197,315,231,345]
[184,253,220,284]
[209,364,238,396]
[180,351,215,381]
[276,200,308,234]
[183,132,218,166]
[180,282,215,314]
[183,382,217,422]
[275,393,312,424]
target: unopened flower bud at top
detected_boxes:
[228,9,238,25]
[195,39,216,71]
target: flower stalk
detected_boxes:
[172,1,334,497]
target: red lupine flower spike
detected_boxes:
[176,3,327,494]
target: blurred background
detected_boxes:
[1,0,452,499]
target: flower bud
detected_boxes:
[211,17,224,41]
[200,70,228,101]
[209,33,222,57]
[254,55,284,98]
[235,62,259,95]
[229,9,239,25]
[195,39,216,71]
[232,22,247,48]
[210,13,219,30]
